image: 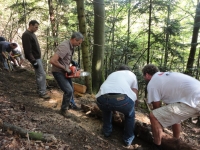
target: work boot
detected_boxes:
[123,144,136,149]
[69,102,81,110]
[149,143,162,150]
[60,109,72,118]
[39,93,50,99]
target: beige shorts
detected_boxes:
[152,102,200,128]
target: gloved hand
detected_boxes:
[31,60,39,69]
[65,66,72,75]
[71,60,79,68]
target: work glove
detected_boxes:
[71,60,79,68]
[31,60,39,69]
[65,66,72,75]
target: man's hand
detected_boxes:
[31,60,39,69]
[71,60,79,67]
[65,66,72,75]
[135,100,139,107]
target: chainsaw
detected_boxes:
[65,66,90,78]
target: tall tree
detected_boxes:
[76,0,92,93]
[22,0,26,30]
[164,4,170,69]
[92,0,105,93]
[125,0,131,65]
[185,2,200,75]
[48,0,59,48]
[147,0,152,64]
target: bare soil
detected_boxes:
[0,62,200,150]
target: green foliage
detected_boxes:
[1,0,200,95]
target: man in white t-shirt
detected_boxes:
[96,65,138,149]
[142,64,200,150]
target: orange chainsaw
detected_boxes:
[65,66,90,78]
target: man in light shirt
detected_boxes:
[96,64,138,149]
[142,64,200,150]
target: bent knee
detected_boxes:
[64,87,73,95]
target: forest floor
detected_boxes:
[0,61,200,150]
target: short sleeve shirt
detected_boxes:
[0,41,12,53]
[51,40,74,73]
[147,72,200,108]
[95,70,138,101]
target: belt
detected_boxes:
[103,93,126,100]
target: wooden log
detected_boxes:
[81,104,198,150]
[0,119,57,142]
[46,75,87,94]
[74,91,85,97]
[73,82,87,94]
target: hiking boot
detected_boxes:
[39,93,50,99]
[101,129,111,138]
[123,144,135,149]
[104,133,111,138]
[149,143,162,150]
[69,103,81,110]
[60,109,72,118]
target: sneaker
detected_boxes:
[39,93,50,99]
[59,109,71,118]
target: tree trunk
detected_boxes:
[147,0,152,64]
[185,2,200,75]
[92,0,105,93]
[48,0,58,48]
[124,0,131,65]
[0,119,56,142]
[76,0,92,94]
[109,2,116,72]
[164,5,170,70]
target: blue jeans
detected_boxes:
[34,59,47,95]
[52,72,75,110]
[0,53,10,70]
[97,95,135,146]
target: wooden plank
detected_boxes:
[73,82,87,94]
[46,75,87,94]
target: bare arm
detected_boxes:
[132,88,138,106]
[50,53,65,71]
[2,51,7,59]
[151,101,161,110]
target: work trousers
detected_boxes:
[34,59,47,96]
[52,72,75,110]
